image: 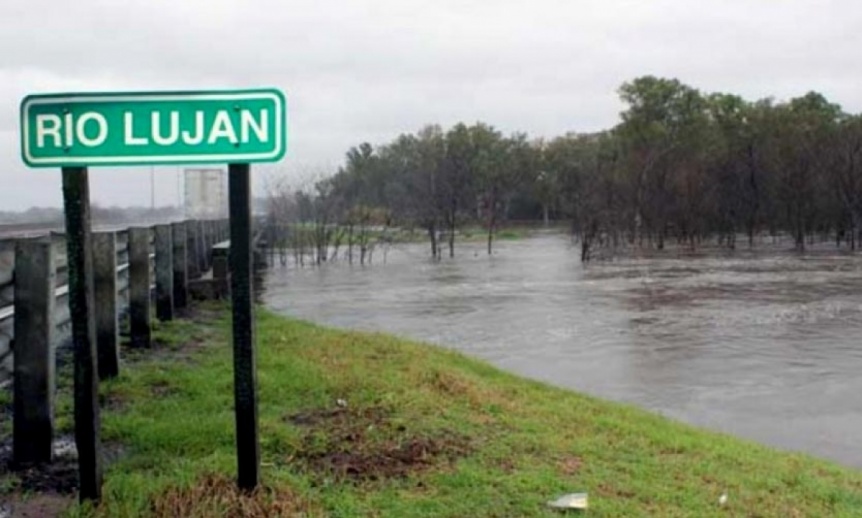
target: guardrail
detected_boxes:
[2,216,285,469]
[0,219,230,386]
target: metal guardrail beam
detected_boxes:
[0,226,227,325]
[0,255,154,323]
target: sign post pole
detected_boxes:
[228,162,259,490]
[61,166,102,503]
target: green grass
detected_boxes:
[496,228,525,240]
[384,225,534,244]
[11,304,862,516]
[0,387,10,437]
[458,226,529,242]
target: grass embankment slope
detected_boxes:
[7,304,862,517]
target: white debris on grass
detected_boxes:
[53,437,77,459]
[547,492,588,510]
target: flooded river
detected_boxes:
[263,232,862,468]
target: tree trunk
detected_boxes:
[347,224,354,264]
[795,223,805,252]
[448,214,456,258]
[748,220,755,248]
[427,223,438,259]
[746,144,759,249]
[487,194,496,255]
[359,223,367,265]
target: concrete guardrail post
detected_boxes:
[154,225,174,321]
[92,232,119,379]
[13,239,55,465]
[186,221,200,280]
[197,220,207,275]
[171,222,188,311]
[128,227,151,348]
[202,221,212,272]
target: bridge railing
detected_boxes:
[0,218,231,387]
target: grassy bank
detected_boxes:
[3,304,862,517]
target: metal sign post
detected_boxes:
[228,162,259,489]
[19,88,287,500]
[61,166,102,502]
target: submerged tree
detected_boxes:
[265,76,862,264]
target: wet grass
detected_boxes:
[382,225,538,245]
[5,302,862,516]
[0,388,11,438]
[457,226,530,242]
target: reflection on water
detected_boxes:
[263,232,862,468]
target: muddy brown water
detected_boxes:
[264,232,862,468]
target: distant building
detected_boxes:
[184,168,227,219]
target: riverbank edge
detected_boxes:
[2,302,862,517]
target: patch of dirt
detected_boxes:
[287,407,348,426]
[286,405,392,430]
[421,369,513,413]
[171,307,196,320]
[1,493,72,518]
[424,370,476,399]
[10,462,78,495]
[497,458,517,474]
[149,337,173,350]
[125,335,212,365]
[0,439,77,496]
[166,303,225,325]
[120,341,161,363]
[188,306,224,325]
[0,438,125,496]
[150,334,212,364]
[310,436,466,481]
[658,445,688,456]
[170,336,214,361]
[558,455,583,476]
[150,473,315,517]
[286,405,472,482]
[596,482,636,499]
[120,303,226,364]
[148,380,176,398]
[99,391,128,412]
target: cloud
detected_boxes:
[2,0,862,209]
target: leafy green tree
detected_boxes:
[616,76,710,249]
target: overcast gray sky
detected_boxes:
[1,0,861,210]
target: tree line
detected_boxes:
[267,76,862,261]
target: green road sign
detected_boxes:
[20,89,286,167]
